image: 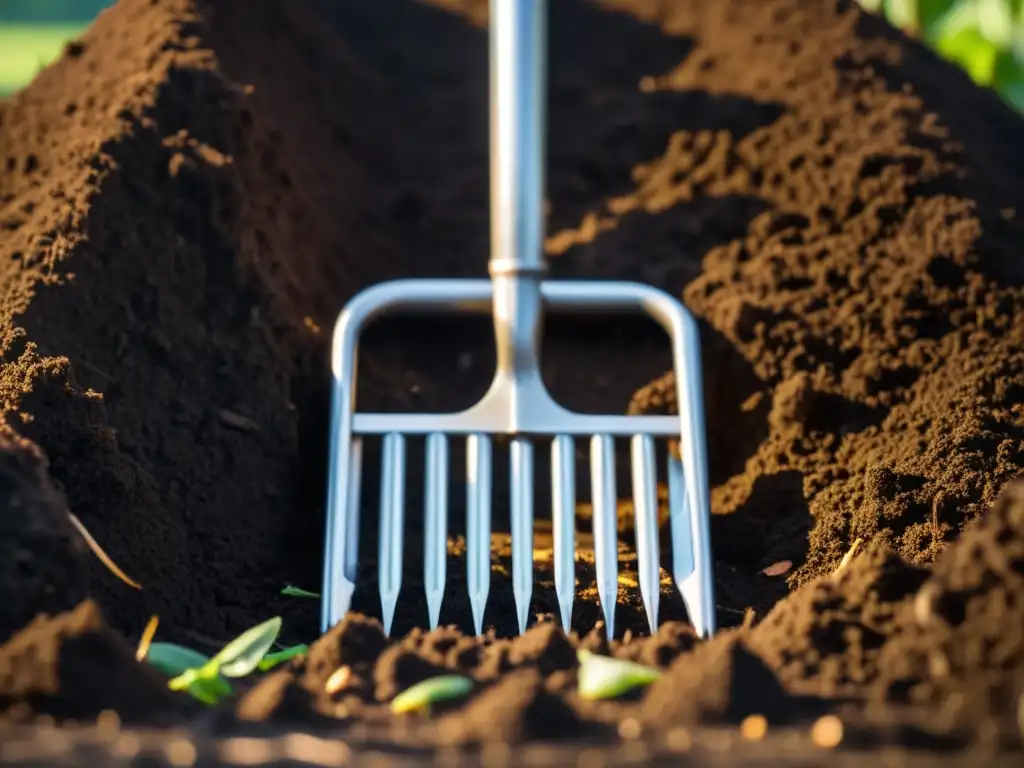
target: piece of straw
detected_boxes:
[136,615,160,661]
[67,511,142,590]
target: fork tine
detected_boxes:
[379,433,406,637]
[344,437,363,583]
[321,371,358,634]
[673,316,716,638]
[630,434,660,634]
[590,434,618,639]
[510,437,535,635]
[466,434,492,635]
[551,435,576,633]
[667,452,700,632]
[424,433,449,630]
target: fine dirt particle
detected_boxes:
[0,0,1023,759]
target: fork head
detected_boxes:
[321,276,716,640]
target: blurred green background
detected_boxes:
[0,0,114,96]
[0,0,1022,111]
[861,0,1024,111]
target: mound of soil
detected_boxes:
[0,430,88,639]
[1,0,1023,760]
[0,600,188,724]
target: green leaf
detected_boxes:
[1001,81,1024,110]
[576,650,662,701]
[994,47,1024,86]
[168,667,233,705]
[281,585,321,598]
[1005,20,1024,68]
[144,642,211,677]
[918,0,960,38]
[935,25,1000,84]
[258,643,309,671]
[159,617,286,705]
[208,616,283,679]
[977,0,1015,47]
[929,0,981,44]
[884,0,919,31]
[390,675,474,714]
[189,673,234,705]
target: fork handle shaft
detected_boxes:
[489,0,548,384]
[489,0,547,277]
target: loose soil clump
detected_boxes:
[1,0,1023,761]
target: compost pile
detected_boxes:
[1,0,1023,761]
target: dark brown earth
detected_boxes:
[0,0,1023,762]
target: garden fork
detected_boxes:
[320,0,716,640]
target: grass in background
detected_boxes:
[860,0,1024,111]
[0,0,112,97]
[0,24,88,97]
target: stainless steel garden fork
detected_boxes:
[320,0,716,640]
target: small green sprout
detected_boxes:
[257,643,309,671]
[390,675,474,714]
[168,667,234,705]
[164,616,283,705]
[576,649,661,700]
[281,585,320,598]
[146,643,212,677]
[210,616,284,678]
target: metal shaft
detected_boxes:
[489,0,546,277]
[489,0,547,399]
